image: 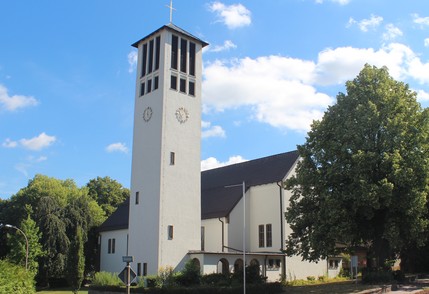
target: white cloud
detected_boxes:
[128,50,138,73]
[19,133,56,151]
[348,14,383,32]
[316,0,350,4]
[201,121,226,138]
[209,2,251,29]
[203,56,332,132]
[424,38,429,47]
[207,40,237,53]
[416,89,429,102]
[201,155,247,171]
[2,138,17,148]
[203,42,429,132]
[412,13,429,27]
[106,142,128,153]
[382,24,403,41]
[0,84,38,111]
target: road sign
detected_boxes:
[122,256,134,263]
[118,266,136,285]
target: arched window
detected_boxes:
[217,258,229,274]
[191,258,201,271]
[234,258,244,273]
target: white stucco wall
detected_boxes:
[99,229,128,274]
[201,217,228,253]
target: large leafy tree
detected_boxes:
[285,65,429,268]
[66,227,85,294]
[86,176,129,217]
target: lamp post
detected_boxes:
[225,181,246,294]
[1,223,29,270]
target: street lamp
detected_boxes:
[225,181,246,294]
[0,223,29,270]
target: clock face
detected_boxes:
[143,107,153,122]
[175,107,189,124]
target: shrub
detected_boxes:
[175,260,201,286]
[201,273,230,286]
[306,276,316,281]
[91,271,122,286]
[362,268,393,283]
[393,270,405,283]
[0,259,36,294]
[156,266,175,288]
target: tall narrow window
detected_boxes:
[266,224,272,247]
[155,36,161,71]
[112,238,116,253]
[137,263,142,276]
[135,191,139,205]
[143,263,148,276]
[147,79,152,93]
[108,239,112,253]
[154,76,159,90]
[189,81,195,96]
[170,75,177,90]
[201,226,205,251]
[180,38,187,73]
[141,43,147,77]
[180,78,186,93]
[140,82,145,97]
[189,42,196,76]
[148,39,154,73]
[171,35,178,70]
[170,152,175,165]
[258,225,265,247]
[168,225,174,240]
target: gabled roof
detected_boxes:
[132,23,209,48]
[98,150,299,231]
[201,150,299,219]
[98,198,129,232]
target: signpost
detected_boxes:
[119,256,136,294]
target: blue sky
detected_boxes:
[1,0,429,199]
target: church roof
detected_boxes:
[98,198,129,232]
[98,150,299,231]
[201,150,299,219]
[131,23,209,48]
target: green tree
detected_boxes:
[66,226,85,294]
[285,65,429,268]
[86,176,129,217]
[0,259,36,294]
[8,206,45,275]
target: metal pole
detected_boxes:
[242,181,246,294]
[126,262,130,294]
[5,224,28,271]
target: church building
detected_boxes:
[98,20,341,282]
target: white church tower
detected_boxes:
[127,20,208,276]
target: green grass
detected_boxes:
[283,280,384,293]
[37,288,88,294]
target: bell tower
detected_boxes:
[127,23,208,275]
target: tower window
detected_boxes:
[140,82,145,96]
[148,39,154,73]
[201,226,205,251]
[266,224,272,247]
[189,42,196,76]
[168,225,174,240]
[171,35,178,70]
[137,263,142,276]
[170,75,177,90]
[180,38,187,73]
[141,43,147,77]
[143,263,148,276]
[189,81,195,96]
[180,78,186,93]
[154,76,159,90]
[170,152,175,165]
[135,191,139,205]
[155,36,161,71]
[147,79,152,93]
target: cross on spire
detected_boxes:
[166,0,176,24]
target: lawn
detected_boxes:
[283,280,383,293]
[37,288,88,294]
